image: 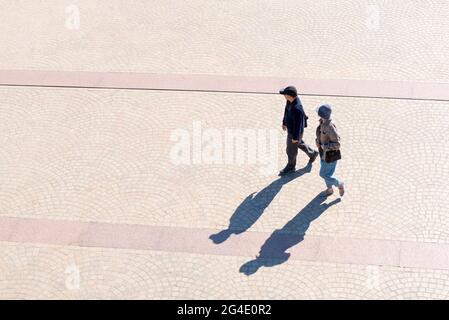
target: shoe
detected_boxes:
[279,166,295,176]
[338,182,345,197]
[309,151,319,163]
[322,188,334,197]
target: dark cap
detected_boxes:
[279,86,298,97]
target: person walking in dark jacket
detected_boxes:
[279,86,318,176]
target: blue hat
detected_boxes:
[317,104,332,120]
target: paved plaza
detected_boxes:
[1,1,449,299]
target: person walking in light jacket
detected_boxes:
[315,104,345,197]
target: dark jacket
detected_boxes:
[282,97,306,140]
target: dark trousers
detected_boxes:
[286,134,316,168]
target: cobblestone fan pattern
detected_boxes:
[0,87,447,245]
[1,0,449,82]
[1,242,449,300]
[2,0,449,300]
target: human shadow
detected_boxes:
[239,193,341,276]
[209,163,313,245]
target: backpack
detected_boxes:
[296,100,308,128]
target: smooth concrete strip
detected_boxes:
[1,70,449,101]
[399,241,449,270]
[0,216,447,270]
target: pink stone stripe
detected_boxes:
[1,70,449,101]
[0,216,448,270]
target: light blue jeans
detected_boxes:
[319,160,340,189]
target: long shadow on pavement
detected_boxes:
[209,163,313,245]
[239,193,341,276]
